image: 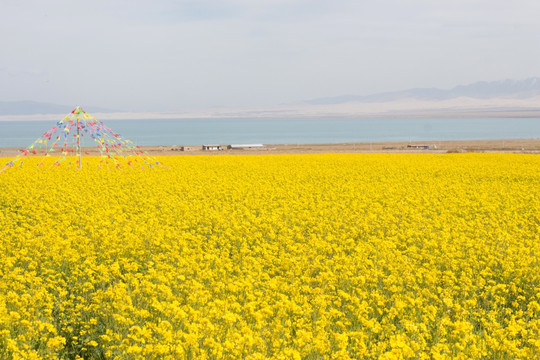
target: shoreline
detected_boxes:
[1,139,539,157]
[2,109,540,122]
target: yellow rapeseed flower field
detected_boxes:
[0,154,539,359]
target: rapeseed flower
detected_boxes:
[0,154,539,359]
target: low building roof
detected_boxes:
[229,144,264,147]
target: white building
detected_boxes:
[227,144,264,150]
[202,144,223,151]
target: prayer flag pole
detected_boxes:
[76,106,82,169]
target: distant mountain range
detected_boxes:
[305,77,540,105]
[0,101,115,115]
[2,78,540,119]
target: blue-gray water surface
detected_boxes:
[1,117,539,147]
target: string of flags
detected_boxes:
[1,106,165,173]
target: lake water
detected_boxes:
[1,117,539,147]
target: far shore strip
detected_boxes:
[1,139,539,157]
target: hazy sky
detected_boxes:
[1,0,539,111]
